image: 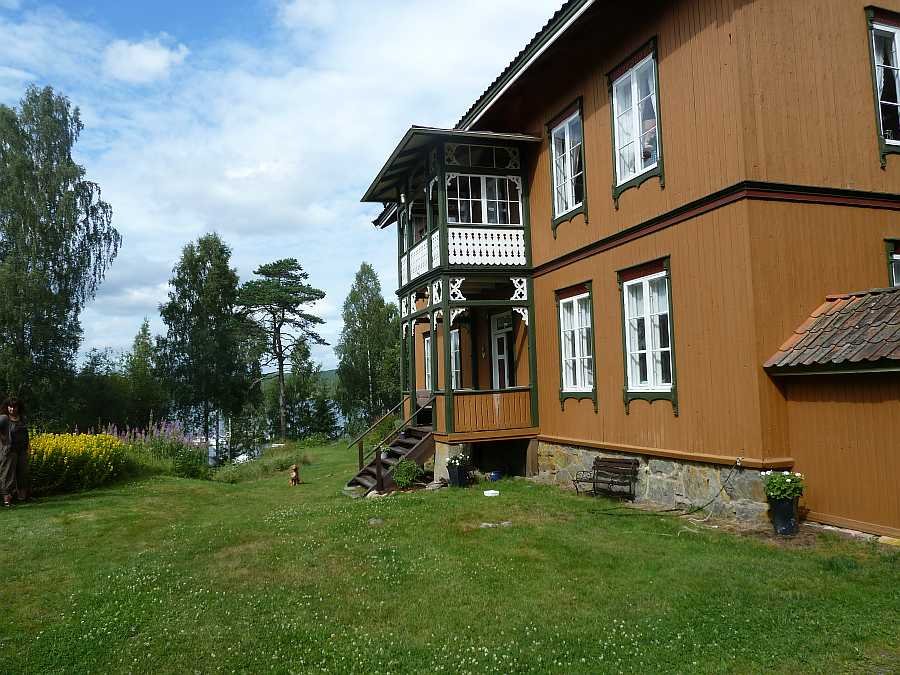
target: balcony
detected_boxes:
[400,227,526,286]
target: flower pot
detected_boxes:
[769,497,799,535]
[447,465,468,487]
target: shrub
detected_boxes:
[392,459,423,489]
[113,422,210,480]
[29,433,128,495]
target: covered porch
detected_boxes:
[400,276,538,442]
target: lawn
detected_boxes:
[0,442,897,674]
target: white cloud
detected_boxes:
[278,0,336,32]
[1,0,561,368]
[103,37,189,84]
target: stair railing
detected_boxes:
[367,396,435,491]
[346,396,410,470]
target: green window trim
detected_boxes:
[616,256,679,416]
[607,37,665,208]
[866,8,900,168]
[547,97,589,239]
[555,280,598,412]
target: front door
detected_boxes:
[491,312,513,389]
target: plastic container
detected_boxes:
[483,489,500,497]
[489,470,503,481]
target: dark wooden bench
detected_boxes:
[573,456,640,500]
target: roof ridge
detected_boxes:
[824,286,900,301]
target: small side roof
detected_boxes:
[765,286,900,374]
[361,126,541,207]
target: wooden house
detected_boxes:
[357,0,900,537]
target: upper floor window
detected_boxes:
[623,270,672,392]
[550,111,585,217]
[612,54,660,185]
[873,22,900,145]
[559,291,593,392]
[446,174,522,225]
[445,143,520,170]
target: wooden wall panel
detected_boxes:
[785,374,900,536]
[477,0,748,268]
[454,390,532,433]
[533,201,764,457]
[738,0,900,191]
[747,200,900,459]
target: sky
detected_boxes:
[0,0,561,369]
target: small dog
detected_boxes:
[289,464,300,486]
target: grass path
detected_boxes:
[0,443,897,673]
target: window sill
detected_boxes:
[623,388,678,416]
[879,139,900,167]
[551,203,587,239]
[612,164,664,207]
[560,389,597,412]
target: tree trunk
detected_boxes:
[203,401,210,463]
[275,314,286,442]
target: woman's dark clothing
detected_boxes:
[0,415,28,499]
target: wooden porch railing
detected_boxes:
[345,395,409,470]
[452,387,531,433]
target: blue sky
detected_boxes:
[0,0,560,368]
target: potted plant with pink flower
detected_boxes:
[761,470,805,535]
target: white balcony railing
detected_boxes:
[409,238,430,280]
[448,227,526,266]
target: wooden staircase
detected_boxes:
[346,425,434,493]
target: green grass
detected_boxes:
[0,443,897,674]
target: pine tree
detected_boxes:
[238,258,325,441]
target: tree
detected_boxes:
[72,348,129,431]
[335,263,400,425]
[159,234,256,447]
[0,86,120,426]
[122,319,167,429]
[238,258,325,441]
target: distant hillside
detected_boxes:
[260,368,338,396]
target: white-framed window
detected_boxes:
[550,111,584,217]
[424,334,433,391]
[873,23,900,144]
[450,329,461,389]
[623,271,673,392]
[892,251,900,286]
[612,54,660,185]
[559,292,593,392]
[446,175,522,225]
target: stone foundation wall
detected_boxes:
[534,441,769,527]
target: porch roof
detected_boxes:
[361,126,541,210]
[764,286,900,375]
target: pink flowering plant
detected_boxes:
[760,470,805,500]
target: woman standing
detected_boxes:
[0,397,29,507]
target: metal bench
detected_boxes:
[573,456,640,500]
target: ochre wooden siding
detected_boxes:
[737,0,900,191]
[784,374,900,537]
[454,390,532,433]
[533,201,765,461]
[747,201,900,460]
[474,0,900,271]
